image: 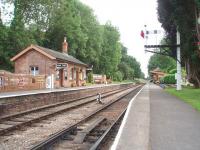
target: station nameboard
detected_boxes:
[56,63,67,68]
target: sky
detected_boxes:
[80,0,164,77]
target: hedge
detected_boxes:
[162,74,176,84]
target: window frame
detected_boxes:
[30,66,39,76]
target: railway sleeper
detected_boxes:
[61,127,77,140]
[74,117,106,144]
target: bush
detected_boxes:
[87,72,93,83]
[113,71,123,82]
[160,77,164,84]
[169,69,177,74]
[133,79,141,84]
[163,74,176,84]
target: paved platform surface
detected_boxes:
[111,83,200,150]
[111,84,150,150]
[150,84,200,150]
[0,83,124,99]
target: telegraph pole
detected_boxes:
[176,31,182,90]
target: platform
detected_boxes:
[111,83,200,150]
[0,83,127,99]
[0,82,135,117]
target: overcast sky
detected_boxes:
[80,0,164,77]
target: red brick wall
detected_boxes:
[14,49,86,88]
[15,49,56,76]
[54,61,86,88]
[0,84,132,116]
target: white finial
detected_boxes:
[64,36,67,42]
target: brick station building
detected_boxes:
[11,37,87,88]
[150,68,166,83]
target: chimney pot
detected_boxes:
[62,36,68,54]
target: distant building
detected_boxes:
[11,37,87,88]
[150,68,166,83]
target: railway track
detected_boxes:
[0,84,136,136]
[30,84,143,150]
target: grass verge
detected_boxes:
[165,87,200,111]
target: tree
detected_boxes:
[157,0,200,87]
[77,2,103,72]
[44,0,103,73]
[9,0,36,52]
[118,62,134,80]
[0,0,143,81]
[148,54,176,73]
[118,45,143,80]
[99,22,122,78]
[0,19,12,70]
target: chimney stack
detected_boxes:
[62,36,68,54]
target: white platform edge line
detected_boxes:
[110,85,146,150]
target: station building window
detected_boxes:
[30,66,39,76]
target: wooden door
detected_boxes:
[59,69,64,87]
[76,70,79,86]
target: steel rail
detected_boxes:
[0,85,135,136]
[0,86,129,121]
[89,84,144,149]
[30,85,143,150]
[89,107,127,150]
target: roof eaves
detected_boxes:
[56,58,88,67]
[11,45,56,61]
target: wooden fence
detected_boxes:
[0,70,46,92]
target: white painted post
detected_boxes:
[176,31,182,90]
[51,74,54,89]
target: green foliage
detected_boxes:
[113,71,123,82]
[0,0,143,80]
[195,0,200,8]
[157,0,200,87]
[160,77,164,84]
[169,69,177,74]
[163,74,176,84]
[87,72,93,83]
[140,72,145,79]
[165,87,200,111]
[99,22,122,77]
[118,62,134,80]
[148,54,176,73]
[118,45,143,80]
[0,24,13,70]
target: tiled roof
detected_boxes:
[34,45,87,67]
